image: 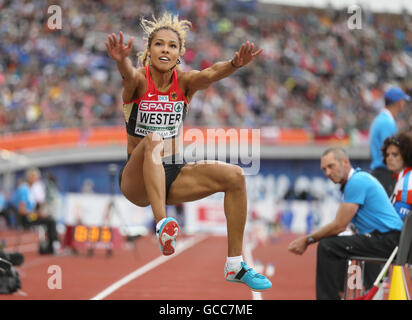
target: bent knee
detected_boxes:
[226,165,246,190]
[317,237,342,258]
[124,193,150,207]
[135,199,150,207]
[120,183,150,207]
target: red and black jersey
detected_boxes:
[123,65,188,139]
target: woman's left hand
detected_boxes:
[232,41,263,68]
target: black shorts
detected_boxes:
[118,154,186,201]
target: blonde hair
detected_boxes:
[137,12,192,67]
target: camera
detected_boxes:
[0,251,23,294]
[0,251,24,266]
[0,258,11,275]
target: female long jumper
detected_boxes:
[106,12,271,291]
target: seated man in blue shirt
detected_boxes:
[288,147,403,300]
[11,169,59,255]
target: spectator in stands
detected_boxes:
[1,0,412,135]
[10,168,60,255]
[382,131,412,221]
[288,147,403,299]
[369,87,410,196]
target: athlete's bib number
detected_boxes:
[135,100,184,138]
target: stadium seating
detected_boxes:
[1,0,412,137]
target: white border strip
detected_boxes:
[90,235,206,300]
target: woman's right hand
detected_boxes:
[105,31,134,62]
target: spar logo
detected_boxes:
[137,100,184,128]
[174,102,183,113]
[139,101,176,112]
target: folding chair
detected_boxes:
[343,211,412,299]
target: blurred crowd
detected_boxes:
[2,0,412,136]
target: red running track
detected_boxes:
[0,230,316,300]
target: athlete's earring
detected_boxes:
[177,58,181,65]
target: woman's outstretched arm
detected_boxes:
[106,31,140,100]
[183,41,263,96]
